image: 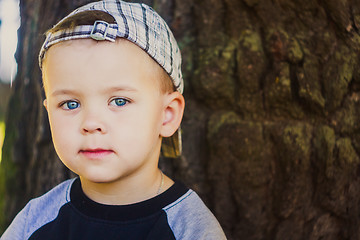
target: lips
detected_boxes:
[79,148,114,159]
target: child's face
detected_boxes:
[43,39,168,186]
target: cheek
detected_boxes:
[48,112,77,153]
[134,104,163,135]
[115,105,162,148]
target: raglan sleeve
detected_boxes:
[164,190,227,240]
[0,202,31,240]
[1,179,73,240]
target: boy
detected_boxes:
[1,0,226,239]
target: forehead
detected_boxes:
[42,39,160,93]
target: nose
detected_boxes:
[81,111,107,134]
[82,125,104,134]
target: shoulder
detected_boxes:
[1,178,75,240]
[163,189,227,240]
[28,178,74,206]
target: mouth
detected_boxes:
[79,148,114,159]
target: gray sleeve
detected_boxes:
[164,190,227,240]
[0,202,30,240]
[0,179,74,240]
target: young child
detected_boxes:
[1,0,226,239]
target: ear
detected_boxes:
[43,99,48,111]
[160,91,185,137]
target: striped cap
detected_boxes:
[39,0,183,158]
[39,0,184,94]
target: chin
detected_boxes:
[80,173,122,184]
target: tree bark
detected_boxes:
[1,0,360,239]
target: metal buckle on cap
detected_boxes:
[90,20,109,41]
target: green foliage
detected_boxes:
[0,83,11,121]
[0,121,7,233]
[0,121,4,163]
[0,92,19,233]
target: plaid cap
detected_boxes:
[39,0,183,158]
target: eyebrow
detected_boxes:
[103,86,138,94]
[50,89,80,97]
[50,86,138,97]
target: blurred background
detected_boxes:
[0,0,19,164]
[1,0,360,239]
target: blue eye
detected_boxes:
[110,98,128,107]
[62,101,79,110]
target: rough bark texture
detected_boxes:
[1,0,360,239]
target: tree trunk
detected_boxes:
[1,0,360,239]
